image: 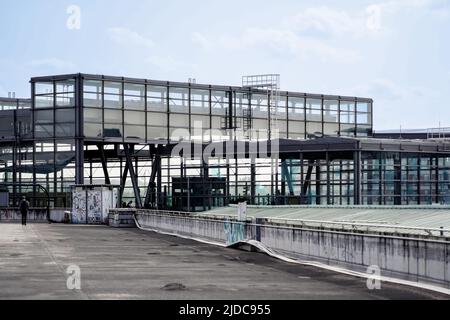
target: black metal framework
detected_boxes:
[2,73,450,211]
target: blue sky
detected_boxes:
[0,0,449,130]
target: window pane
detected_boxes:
[191,89,210,114]
[170,114,189,127]
[357,101,370,113]
[84,92,102,108]
[357,113,370,125]
[104,82,122,95]
[324,100,339,123]
[85,123,103,138]
[55,109,75,123]
[147,112,167,126]
[169,87,189,113]
[124,95,145,110]
[104,94,122,109]
[147,126,167,141]
[211,91,228,115]
[124,83,145,96]
[35,82,54,95]
[124,111,145,125]
[124,125,145,140]
[56,80,75,93]
[84,108,102,123]
[84,80,102,93]
[35,95,54,108]
[56,93,75,107]
[104,109,122,124]
[340,100,355,112]
[148,85,167,112]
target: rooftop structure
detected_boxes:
[0,73,448,211]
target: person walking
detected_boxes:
[20,196,30,226]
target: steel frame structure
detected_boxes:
[2,74,450,211]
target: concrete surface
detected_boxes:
[0,223,448,300]
[135,210,450,290]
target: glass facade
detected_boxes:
[2,74,450,210]
[76,75,374,143]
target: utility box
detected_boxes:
[71,185,119,224]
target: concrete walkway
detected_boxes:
[0,224,447,300]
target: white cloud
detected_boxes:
[284,6,371,37]
[26,58,77,70]
[146,55,197,72]
[367,0,450,28]
[193,27,361,64]
[108,27,155,49]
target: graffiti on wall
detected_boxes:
[87,190,102,224]
[101,189,112,223]
[224,219,246,246]
[72,191,86,224]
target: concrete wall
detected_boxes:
[0,208,67,223]
[134,210,450,290]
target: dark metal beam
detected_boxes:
[144,154,161,208]
[123,144,142,208]
[119,160,129,205]
[97,144,111,185]
[301,160,315,204]
[250,159,256,205]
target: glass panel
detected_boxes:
[357,113,370,125]
[169,87,189,113]
[84,80,102,93]
[85,123,103,138]
[84,92,102,108]
[35,95,54,108]
[147,126,167,141]
[104,94,122,109]
[357,101,370,113]
[324,100,339,123]
[84,108,102,123]
[191,89,210,114]
[341,124,356,136]
[56,80,75,93]
[124,111,145,126]
[191,115,210,131]
[170,114,189,127]
[211,91,228,115]
[55,93,75,107]
[251,94,268,118]
[124,83,145,96]
[124,95,145,110]
[35,82,54,95]
[147,112,167,126]
[55,123,75,137]
[104,82,122,95]
[147,85,167,112]
[34,110,53,138]
[306,98,322,122]
[307,122,322,137]
[104,109,122,124]
[324,123,339,136]
[124,125,145,140]
[55,109,75,123]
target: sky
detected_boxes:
[0,0,449,131]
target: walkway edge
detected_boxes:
[134,215,450,296]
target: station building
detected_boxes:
[0,73,449,211]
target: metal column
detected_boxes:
[123,144,142,208]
